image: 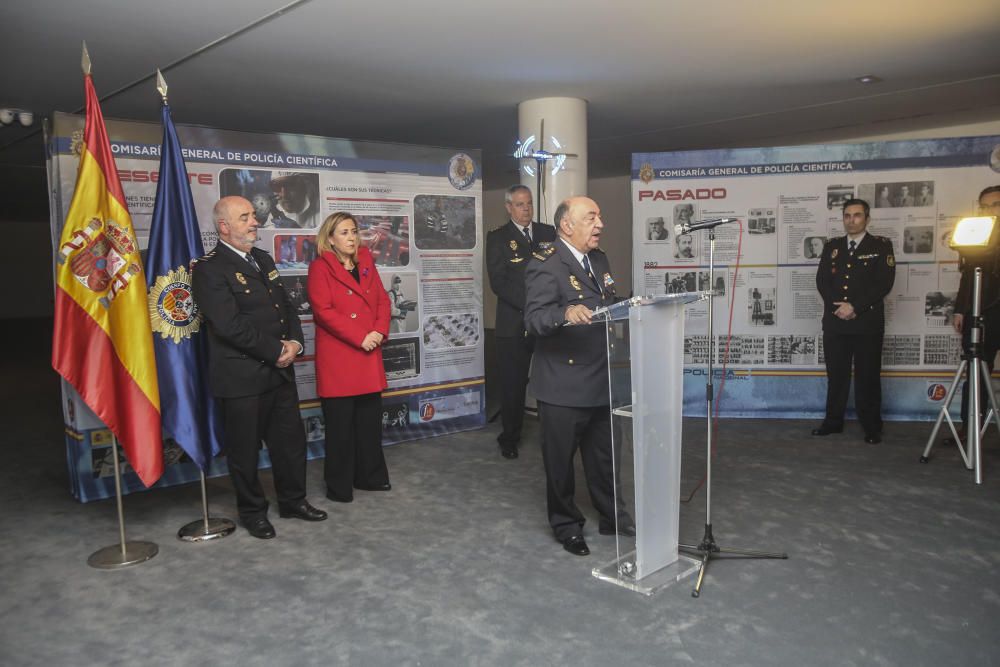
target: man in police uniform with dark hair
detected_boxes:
[192,195,327,539]
[485,184,557,459]
[949,185,1000,441]
[524,195,634,556]
[813,198,895,444]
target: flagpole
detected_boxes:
[87,436,158,568]
[151,70,235,543]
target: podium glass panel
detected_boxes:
[592,293,705,595]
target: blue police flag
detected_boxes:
[146,102,223,470]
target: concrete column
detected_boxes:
[517,97,587,226]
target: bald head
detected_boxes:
[557,196,603,253]
[213,196,259,252]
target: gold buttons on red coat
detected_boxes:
[350,313,357,319]
[347,289,352,295]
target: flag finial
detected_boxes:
[81,42,91,76]
[155,69,168,104]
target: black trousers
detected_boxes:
[958,309,1000,425]
[537,401,632,540]
[220,381,307,520]
[822,332,884,434]
[321,392,389,501]
[495,333,534,450]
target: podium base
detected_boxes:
[592,551,700,596]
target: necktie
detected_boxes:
[848,240,856,254]
[582,255,600,290]
[245,252,262,273]
[523,226,532,244]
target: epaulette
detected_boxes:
[191,249,217,265]
[532,243,556,261]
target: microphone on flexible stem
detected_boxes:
[674,217,739,236]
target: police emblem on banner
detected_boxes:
[447,153,476,190]
[148,265,201,344]
[639,163,654,184]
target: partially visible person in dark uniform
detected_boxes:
[949,185,1000,442]
[813,198,896,444]
[524,196,634,557]
[485,184,557,459]
[192,195,327,539]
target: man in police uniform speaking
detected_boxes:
[813,198,895,444]
[524,196,634,556]
[486,184,557,459]
[192,196,327,539]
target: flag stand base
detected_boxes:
[87,541,158,569]
[178,517,236,542]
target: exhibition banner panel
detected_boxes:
[632,136,1000,419]
[49,113,485,501]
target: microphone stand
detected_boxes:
[677,227,787,597]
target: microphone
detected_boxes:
[674,217,739,236]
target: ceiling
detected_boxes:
[2,0,999,220]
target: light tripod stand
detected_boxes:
[676,227,787,597]
[920,267,999,484]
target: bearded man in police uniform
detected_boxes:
[813,198,895,444]
[486,184,557,459]
[192,196,327,539]
[524,196,634,557]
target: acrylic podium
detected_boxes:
[590,292,705,595]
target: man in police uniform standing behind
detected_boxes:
[813,198,895,444]
[524,196,634,556]
[486,185,557,459]
[192,196,327,539]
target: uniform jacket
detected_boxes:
[955,254,1000,316]
[816,234,895,335]
[486,220,557,338]
[524,240,617,407]
[307,246,390,398]
[191,243,304,399]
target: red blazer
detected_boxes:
[307,247,391,398]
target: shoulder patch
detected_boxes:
[192,249,217,265]
[532,244,556,261]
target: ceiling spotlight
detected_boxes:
[0,108,35,127]
[855,75,883,84]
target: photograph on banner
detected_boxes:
[356,214,410,267]
[383,337,421,382]
[381,272,419,333]
[283,275,311,317]
[767,335,816,365]
[219,168,320,228]
[272,234,319,270]
[423,313,481,349]
[382,400,411,432]
[413,195,476,249]
[644,216,670,242]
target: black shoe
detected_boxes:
[599,524,636,537]
[355,482,391,492]
[278,501,328,521]
[811,425,843,436]
[864,433,882,444]
[326,491,353,503]
[561,535,590,556]
[500,446,518,459]
[242,516,276,539]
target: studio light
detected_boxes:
[950,215,999,266]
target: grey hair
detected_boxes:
[505,184,532,204]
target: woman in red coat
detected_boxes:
[308,212,392,502]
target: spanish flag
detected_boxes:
[52,60,163,487]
